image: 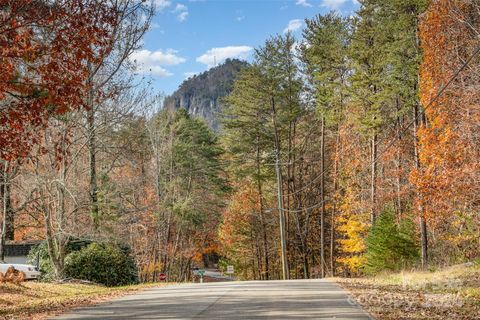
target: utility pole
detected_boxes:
[270,93,288,280]
[319,116,325,278]
[274,147,289,280]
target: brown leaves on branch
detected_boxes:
[0,0,119,160]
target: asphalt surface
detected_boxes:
[203,269,234,281]
[53,279,372,319]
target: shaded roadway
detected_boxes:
[54,279,372,319]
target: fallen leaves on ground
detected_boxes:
[0,281,172,320]
[336,264,480,320]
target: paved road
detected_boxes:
[54,279,372,319]
[203,268,234,281]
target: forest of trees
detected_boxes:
[221,0,480,279]
[0,0,479,283]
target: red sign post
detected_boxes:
[159,273,166,281]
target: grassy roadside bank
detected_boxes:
[336,263,480,320]
[0,281,172,320]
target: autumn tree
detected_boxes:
[0,0,118,160]
[144,108,228,281]
[412,0,480,265]
[82,0,152,231]
[301,11,350,277]
[0,0,119,263]
[219,180,277,280]
[333,0,428,274]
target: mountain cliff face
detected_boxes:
[164,59,248,131]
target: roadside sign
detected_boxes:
[159,273,166,281]
[193,269,205,276]
[193,268,205,283]
[226,265,234,274]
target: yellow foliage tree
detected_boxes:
[336,185,368,274]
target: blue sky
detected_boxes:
[132,0,359,95]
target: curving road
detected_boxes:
[54,279,372,319]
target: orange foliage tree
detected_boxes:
[411,0,480,262]
[0,0,118,160]
[219,180,277,280]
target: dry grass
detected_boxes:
[336,263,480,320]
[0,281,171,320]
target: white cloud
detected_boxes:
[131,49,186,77]
[296,0,313,7]
[321,0,348,9]
[283,19,303,33]
[174,3,189,22]
[236,15,245,21]
[175,3,187,11]
[132,49,185,66]
[154,0,171,10]
[177,11,189,21]
[196,46,253,67]
[142,66,173,77]
[150,22,162,30]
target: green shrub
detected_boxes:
[65,243,138,287]
[218,257,230,273]
[28,239,93,281]
[473,257,480,266]
[364,209,419,274]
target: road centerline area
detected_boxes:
[53,279,372,319]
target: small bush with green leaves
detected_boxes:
[65,243,138,287]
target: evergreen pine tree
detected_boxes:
[364,208,419,274]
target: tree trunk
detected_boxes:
[87,103,99,229]
[414,17,428,270]
[414,104,428,269]
[0,162,8,262]
[256,137,270,280]
[330,132,340,277]
[271,96,289,280]
[370,133,378,223]
[395,106,403,219]
[0,167,14,242]
[302,244,309,279]
[45,188,67,279]
[420,216,428,269]
[319,116,326,278]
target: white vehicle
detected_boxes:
[0,263,42,280]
